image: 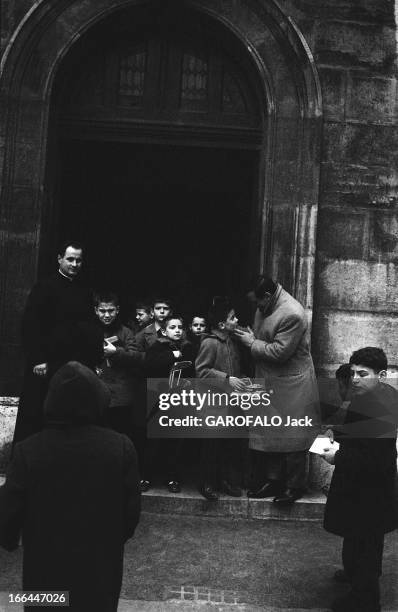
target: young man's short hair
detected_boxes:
[58,240,84,257]
[250,275,277,299]
[93,292,119,308]
[335,363,352,382]
[349,347,387,373]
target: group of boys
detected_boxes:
[95,291,248,500]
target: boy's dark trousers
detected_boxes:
[143,437,184,483]
[200,438,242,488]
[342,534,384,610]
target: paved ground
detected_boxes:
[0,512,397,611]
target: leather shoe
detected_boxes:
[247,480,283,499]
[167,480,181,494]
[140,479,151,493]
[200,484,218,501]
[273,488,304,505]
[219,480,242,497]
[333,569,350,583]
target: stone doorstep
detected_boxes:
[0,473,325,520]
[141,484,326,521]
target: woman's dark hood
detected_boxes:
[44,361,110,427]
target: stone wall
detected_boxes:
[279,0,398,373]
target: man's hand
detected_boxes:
[104,340,117,356]
[229,376,248,392]
[321,448,337,465]
[172,350,182,359]
[324,427,334,443]
[234,327,255,348]
[33,363,48,376]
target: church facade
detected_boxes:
[0,0,397,394]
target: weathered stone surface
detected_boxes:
[318,69,345,120]
[346,75,397,123]
[314,21,396,71]
[317,208,369,260]
[282,0,396,26]
[371,212,398,259]
[312,310,398,368]
[316,260,398,311]
[320,162,395,206]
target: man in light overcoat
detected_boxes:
[235,275,320,504]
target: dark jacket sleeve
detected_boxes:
[123,437,141,542]
[334,438,397,479]
[110,327,145,367]
[0,445,27,551]
[145,343,175,376]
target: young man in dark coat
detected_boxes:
[0,361,141,612]
[13,241,103,445]
[322,347,398,612]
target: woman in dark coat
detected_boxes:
[0,361,141,612]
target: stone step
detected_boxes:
[0,473,325,521]
[141,484,326,521]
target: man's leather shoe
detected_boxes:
[167,480,181,494]
[333,569,350,583]
[140,479,151,493]
[200,484,218,501]
[273,488,304,505]
[219,480,242,497]
[247,480,282,499]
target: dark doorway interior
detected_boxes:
[57,140,257,321]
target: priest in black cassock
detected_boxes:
[12,240,103,445]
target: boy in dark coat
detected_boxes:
[322,347,398,612]
[143,315,194,493]
[187,314,207,362]
[195,297,247,500]
[94,292,145,460]
[135,298,172,351]
[0,361,141,612]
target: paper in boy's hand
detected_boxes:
[309,436,340,455]
[105,335,118,344]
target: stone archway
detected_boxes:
[0,0,322,393]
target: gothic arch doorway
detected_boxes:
[0,0,322,392]
[50,4,265,314]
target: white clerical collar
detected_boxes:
[58,269,73,281]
